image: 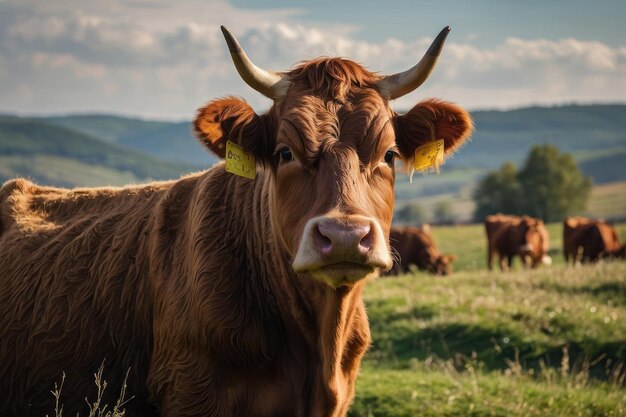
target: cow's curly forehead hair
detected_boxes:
[284,58,383,103]
[273,58,395,165]
[276,95,395,167]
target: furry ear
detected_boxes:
[394,99,473,164]
[194,97,274,160]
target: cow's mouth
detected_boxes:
[308,262,378,287]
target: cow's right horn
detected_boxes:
[221,26,290,101]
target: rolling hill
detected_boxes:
[39,104,626,191]
[42,114,218,167]
[450,104,626,169]
[0,116,200,188]
[1,104,624,215]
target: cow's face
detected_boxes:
[194,27,473,287]
[519,218,551,267]
[270,88,396,287]
[429,254,456,276]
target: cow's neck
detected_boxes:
[238,169,371,415]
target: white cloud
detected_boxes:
[0,0,624,119]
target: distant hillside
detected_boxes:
[1,104,624,193]
[0,116,200,188]
[392,104,626,208]
[452,104,626,171]
[43,114,217,167]
[40,104,626,183]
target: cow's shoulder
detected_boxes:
[485,214,518,237]
[1,178,42,217]
[1,178,35,201]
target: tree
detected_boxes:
[394,202,426,225]
[517,144,592,222]
[472,145,592,222]
[472,162,522,221]
[434,200,455,225]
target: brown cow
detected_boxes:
[389,225,456,275]
[0,26,473,417]
[563,217,626,264]
[485,214,551,271]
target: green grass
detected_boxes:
[365,263,626,369]
[352,365,626,417]
[586,181,626,221]
[351,258,626,417]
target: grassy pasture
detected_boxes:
[587,181,626,221]
[352,260,626,416]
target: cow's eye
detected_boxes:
[277,147,294,163]
[384,150,396,165]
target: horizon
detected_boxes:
[3,101,626,124]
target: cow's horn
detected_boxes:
[376,26,451,100]
[221,26,290,100]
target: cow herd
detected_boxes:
[388,214,625,275]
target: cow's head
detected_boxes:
[519,217,551,267]
[429,254,456,276]
[410,225,455,276]
[194,26,473,287]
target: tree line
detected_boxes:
[472,144,592,222]
[394,145,592,225]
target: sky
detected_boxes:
[0,0,625,120]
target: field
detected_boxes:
[586,181,626,222]
[349,223,626,417]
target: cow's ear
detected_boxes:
[194,97,274,160]
[394,99,473,164]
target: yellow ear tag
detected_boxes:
[225,140,256,179]
[413,139,445,173]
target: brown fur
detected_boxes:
[0,57,472,416]
[563,217,625,263]
[485,214,550,271]
[388,226,455,275]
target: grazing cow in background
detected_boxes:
[563,217,626,264]
[0,26,473,417]
[485,214,551,271]
[389,225,456,275]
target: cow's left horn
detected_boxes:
[376,26,451,100]
[221,26,290,101]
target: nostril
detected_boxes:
[358,224,373,254]
[313,224,333,255]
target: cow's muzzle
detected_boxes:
[292,215,392,287]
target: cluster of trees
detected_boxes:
[473,145,592,222]
[394,200,456,225]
